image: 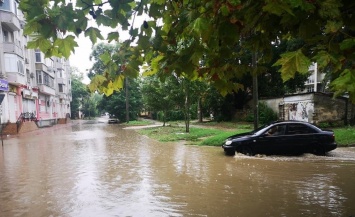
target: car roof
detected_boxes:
[268,120,319,128]
[270,120,310,124]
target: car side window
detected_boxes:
[266,125,286,136]
[287,124,316,135]
[276,125,286,135]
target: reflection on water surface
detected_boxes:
[1,119,355,217]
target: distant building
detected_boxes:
[0,0,72,131]
[301,63,326,93]
[260,63,354,125]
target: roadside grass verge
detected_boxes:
[191,121,253,130]
[123,120,154,126]
[197,129,251,146]
[137,123,252,146]
[333,127,355,146]
[135,120,355,147]
[138,126,225,142]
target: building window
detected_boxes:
[26,69,30,83]
[3,30,9,42]
[44,73,50,86]
[35,50,41,62]
[17,60,24,74]
[14,1,18,16]
[307,86,314,93]
[58,84,64,92]
[2,30,13,42]
[37,70,43,84]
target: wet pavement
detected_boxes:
[1,118,355,217]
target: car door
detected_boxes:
[254,124,287,155]
[268,124,288,154]
[285,123,317,154]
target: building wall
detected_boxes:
[261,93,353,125]
[313,94,349,125]
[0,1,72,125]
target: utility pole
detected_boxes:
[252,52,259,130]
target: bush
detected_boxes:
[259,102,278,124]
[244,102,278,124]
[156,106,200,122]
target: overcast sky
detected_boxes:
[69,17,144,84]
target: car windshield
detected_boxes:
[252,124,271,135]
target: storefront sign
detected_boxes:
[0,79,9,91]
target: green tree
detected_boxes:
[88,42,118,79]
[81,93,102,119]
[99,78,142,121]
[19,0,355,102]
[70,68,90,119]
[141,75,175,126]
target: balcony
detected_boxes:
[38,84,55,95]
[3,42,23,57]
[57,77,65,84]
[0,11,20,31]
[35,62,49,72]
[7,72,26,86]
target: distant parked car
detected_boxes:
[222,121,337,156]
[108,119,119,124]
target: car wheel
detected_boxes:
[241,146,254,156]
[313,146,326,156]
[224,149,235,156]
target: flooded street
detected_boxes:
[1,119,355,217]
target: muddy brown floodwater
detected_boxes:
[1,119,355,217]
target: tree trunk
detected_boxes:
[184,81,190,133]
[163,109,166,127]
[252,52,259,130]
[198,97,203,123]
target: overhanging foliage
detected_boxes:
[19,0,355,102]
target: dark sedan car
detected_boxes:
[222,121,337,156]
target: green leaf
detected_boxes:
[144,54,165,76]
[137,36,151,50]
[331,69,355,103]
[262,2,294,16]
[319,0,342,19]
[220,4,229,16]
[85,27,104,44]
[191,17,212,41]
[100,52,112,65]
[102,86,114,96]
[112,75,125,90]
[27,36,52,51]
[96,15,114,27]
[340,38,355,50]
[313,51,343,71]
[324,21,342,33]
[107,32,119,42]
[88,74,107,93]
[273,49,311,81]
[152,0,165,5]
[53,36,78,58]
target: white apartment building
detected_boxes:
[300,63,326,93]
[0,0,72,127]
